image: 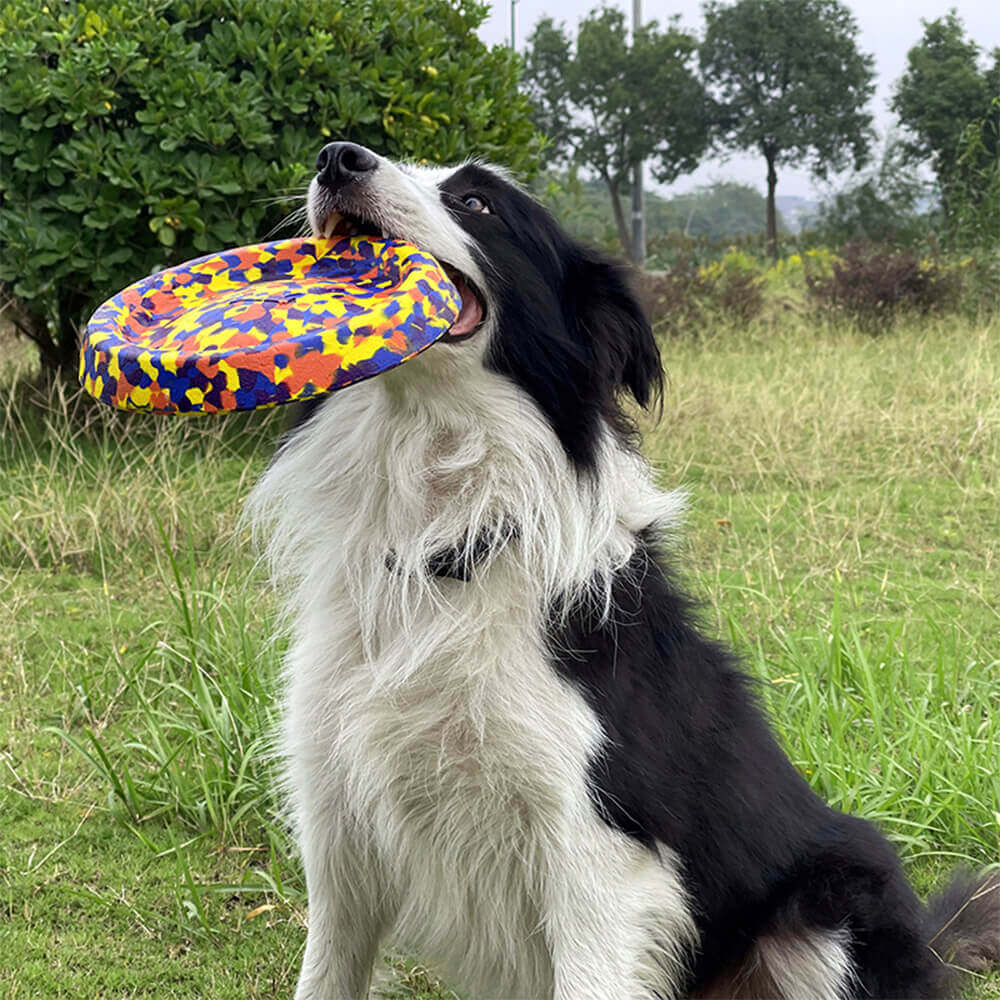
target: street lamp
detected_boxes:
[631,0,645,267]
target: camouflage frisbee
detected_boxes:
[78,236,462,414]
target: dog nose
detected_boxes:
[315,142,378,191]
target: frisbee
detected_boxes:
[78,236,463,414]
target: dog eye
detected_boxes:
[463,195,490,214]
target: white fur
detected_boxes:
[752,929,854,1000]
[247,160,695,999]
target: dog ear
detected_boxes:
[566,248,663,411]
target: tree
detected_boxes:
[701,0,875,258]
[809,134,933,247]
[523,9,710,260]
[892,11,999,215]
[532,173,783,246]
[947,98,1000,248]
[648,181,783,239]
[0,0,539,375]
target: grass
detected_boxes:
[2,308,998,998]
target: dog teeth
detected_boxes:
[320,213,364,239]
[321,213,340,239]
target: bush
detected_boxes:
[765,247,839,290]
[0,0,539,373]
[805,243,962,333]
[645,230,772,271]
[954,252,1000,317]
[806,177,935,249]
[640,249,765,335]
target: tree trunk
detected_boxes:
[10,293,89,377]
[603,174,633,261]
[765,149,778,261]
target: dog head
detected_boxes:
[306,142,662,471]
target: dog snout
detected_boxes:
[315,142,378,192]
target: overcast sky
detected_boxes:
[478,0,999,201]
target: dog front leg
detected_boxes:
[540,849,637,1000]
[543,828,692,1000]
[294,826,392,1000]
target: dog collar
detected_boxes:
[387,522,518,582]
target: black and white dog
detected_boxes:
[247,143,999,999]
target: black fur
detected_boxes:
[548,535,962,996]
[438,165,661,472]
[426,166,998,996]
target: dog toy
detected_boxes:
[79,236,461,414]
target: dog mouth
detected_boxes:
[318,209,485,342]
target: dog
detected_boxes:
[246,142,1000,999]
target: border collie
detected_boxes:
[246,142,999,999]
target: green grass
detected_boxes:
[2,310,998,998]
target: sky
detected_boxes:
[478,0,1000,202]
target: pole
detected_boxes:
[631,0,645,267]
[510,0,519,51]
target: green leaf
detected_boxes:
[0,0,540,373]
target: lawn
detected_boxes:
[2,310,998,998]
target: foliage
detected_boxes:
[808,134,936,248]
[947,98,1000,250]
[640,248,765,335]
[700,0,876,256]
[644,230,779,271]
[891,11,999,206]
[953,252,1000,318]
[0,0,538,374]
[805,243,962,333]
[530,169,616,247]
[523,8,709,258]
[767,247,838,278]
[649,182,784,240]
[534,173,785,250]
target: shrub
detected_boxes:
[806,177,936,249]
[639,261,700,333]
[640,249,765,335]
[645,230,771,271]
[805,243,962,333]
[711,265,766,323]
[954,252,1000,317]
[0,0,539,373]
[766,247,839,290]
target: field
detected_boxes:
[2,310,998,999]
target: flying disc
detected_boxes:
[78,236,462,414]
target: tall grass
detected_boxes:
[53,539,284,846]
[2,339,299,937]
[1,344,284,575]
[741,608,999,860]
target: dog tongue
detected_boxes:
[447,275,482,338]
